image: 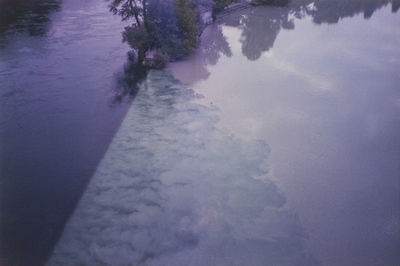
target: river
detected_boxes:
[1,0,400,265]
[169,2,400,264]
[0,0,133,264]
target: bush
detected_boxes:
[122,25,150,63]
[151,49,170,69]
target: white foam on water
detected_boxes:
[48,70,317,265]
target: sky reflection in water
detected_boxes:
[51,2,399,265]
[170,2,400,265]
[1,0,399,265]
[49,70,318,265]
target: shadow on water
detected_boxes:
[0,3,63,266]
[0,0,398,265]
[0,56,141,266]
[0,0,61,37]
[48,70,320,265]
[0,1,136,264]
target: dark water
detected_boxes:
[1,0,400,265]
[0,0,133,264]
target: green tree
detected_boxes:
[175,0,199,56]
[108,0,200,64]
[122,25,150,63]
[108,0,151,63]
[108,0,147,26]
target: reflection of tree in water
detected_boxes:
[239,7,294,61]
[0,0,61,36]
[393,0,400,12]
[201,24,232,65]
[168,23,232,85]
[112,8,233,103]
[309,0,394,23]
[111,58,148,105]
[221,0,397,61]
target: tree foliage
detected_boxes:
[175,0,199,55]
[108,0,247,66]
[108,0,201,65]
[122,25,150,62]
[108,0,145,25]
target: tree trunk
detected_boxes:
[129,0,141,26]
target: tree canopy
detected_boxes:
[108,0,201,65]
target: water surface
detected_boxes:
[170,2,400,265]
[1,0,399,265]
[0,0,132,264]
[49,70,318,265]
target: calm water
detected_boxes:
[50,1,399,266]
[0,0,132,264]
[170,1,400,265]
[1,0,400,265]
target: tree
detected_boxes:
[108,0,151,64]
[108,0,146,26]
[122,25,150,63]
[175,0,199,55]
[108,0,200,64]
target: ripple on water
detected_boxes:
[48,70,318,266]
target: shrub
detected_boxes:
[151,49,170,69]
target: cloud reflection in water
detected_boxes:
[49,70,318,265]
